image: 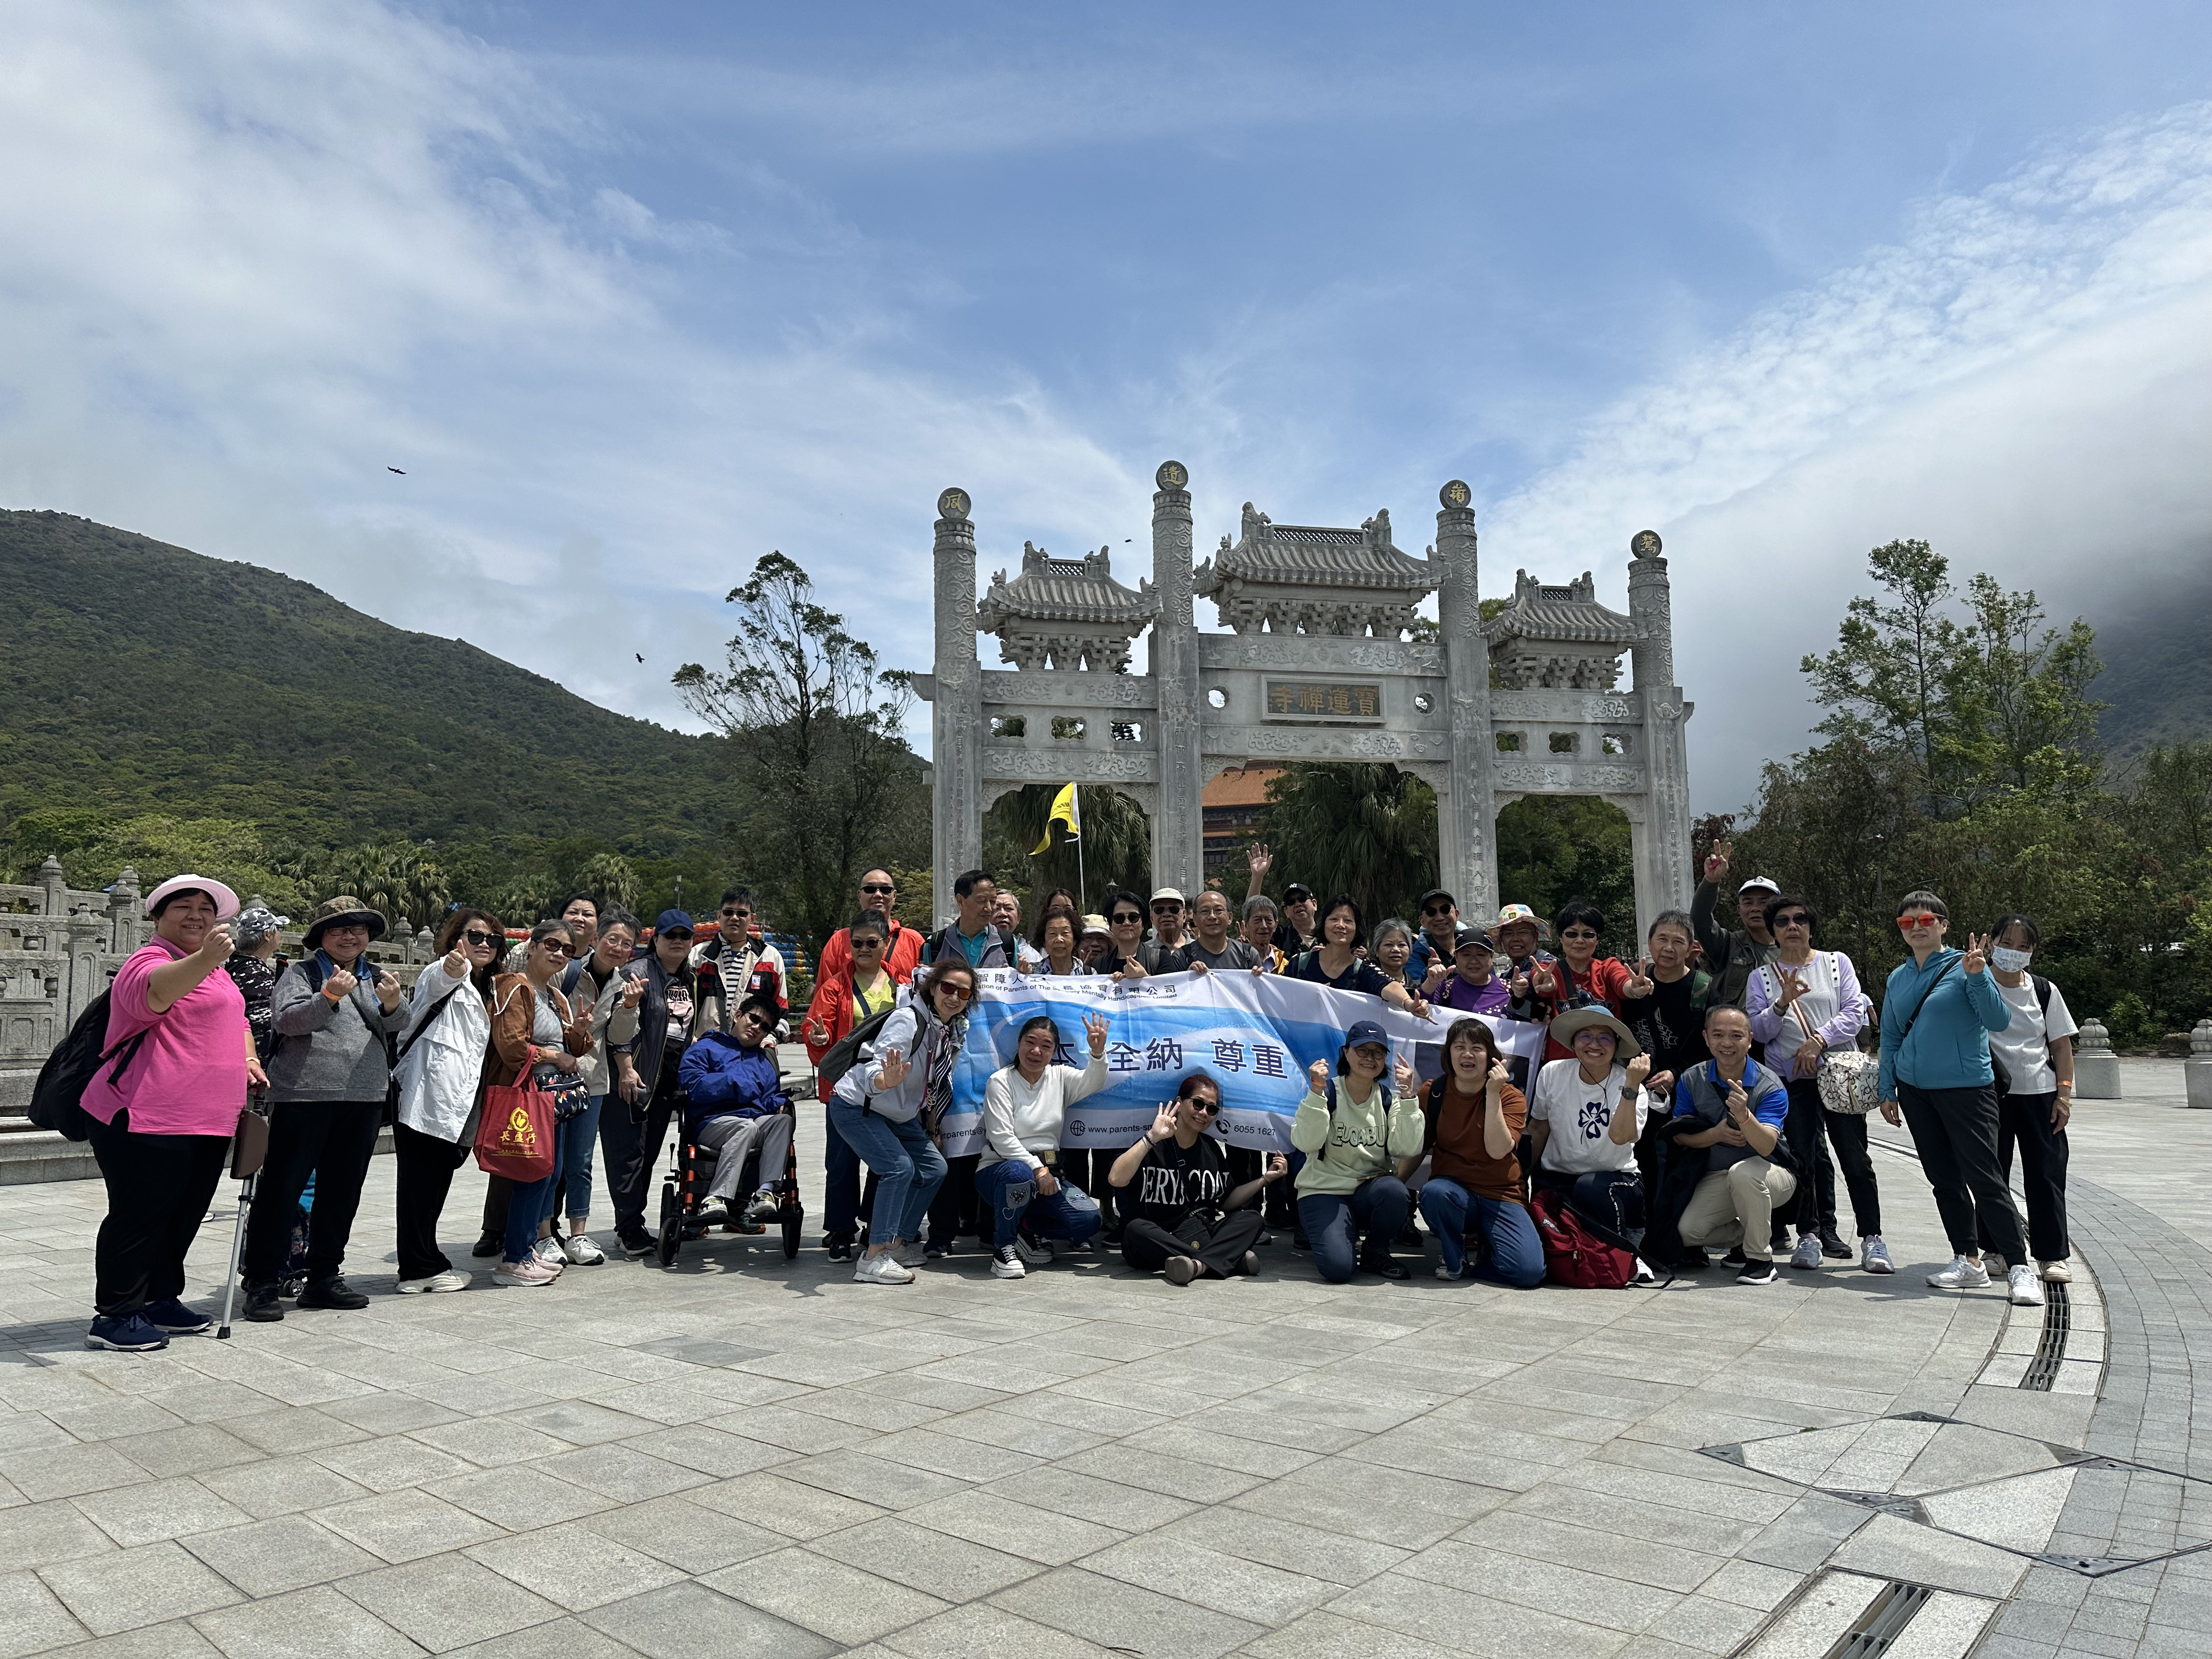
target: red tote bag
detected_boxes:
[475,1080,555,1182]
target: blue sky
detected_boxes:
[5,1,2211,809]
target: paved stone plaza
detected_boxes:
[1,1060,2207,1659]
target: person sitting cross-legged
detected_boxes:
[1527,1008,1652,1274]
[1663,1005,1799,1285]
[1291,1020,1424,1283]
[1410,1018,1545,1286]
[975,1012,1111,1279]
[676,992,797,1224]
[1110,1072,1287,1283]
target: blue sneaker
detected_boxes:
[140,1299,213,1335]
[86,1313,168,1352]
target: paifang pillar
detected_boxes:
[1627,530,1693,922]
[1149,460,1204,894]
[1434,481,1498,919]
[932,488,984,925]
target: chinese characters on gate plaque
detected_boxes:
[1262,680,1384,723]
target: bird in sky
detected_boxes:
[635,653,645,663]
[387,466,406,474]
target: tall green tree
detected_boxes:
[983,785,1152,916]
[674,552,924,954]
[1256,763,1438,924]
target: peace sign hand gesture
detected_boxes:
[1623,957,1656,998]
[1083,1012,1110,1057]
[1703,839,1733,882]
[1962,933,1991,975]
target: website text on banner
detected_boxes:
[934,969,1545,1158]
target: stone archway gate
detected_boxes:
[915,462,1694,936]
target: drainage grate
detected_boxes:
[2020,1280,2070,1391]
[1824,1579,1933,1657]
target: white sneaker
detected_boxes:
[1861,1235,1895,1274]
[1927,1255,1992,1290]
[1012,1234,1051,1266]
[1631,1259,1657,1285]
[563,1233,605,1266]
[533,1237,566,1267]
[2039,1259,2072,1283]
[397,1269,471,1294]
[2008,1263,2047,1307]
[893,1240,926,1269]
[853,1251,914,1285]
[991,1245,1027,1279]
[1789,1234,1824,1271]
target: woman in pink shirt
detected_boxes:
[81,873,264,1352]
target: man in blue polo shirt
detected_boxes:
[1668,1005,1797,1284]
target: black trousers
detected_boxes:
[243,1098,383,1286]
[1781,1079,1881,1236]
[87,1111,230,1317]
[601,1097,675,1235]
[394,1121,473,1281]
[1122,1209,1265,1278]
[1985,1090,2069,1262]
[926,1153,983,1249]
[1897,1082,2026,1262]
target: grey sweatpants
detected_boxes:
[696,1113,794,1204]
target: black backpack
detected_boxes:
[30,992,148,1142]
[819,1006,896,1088]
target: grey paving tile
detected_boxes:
[880,1601,1126,1658]
[980,1464,1198,1533]
[501,1403,658,1448]
[619,1425,793,1479]
[899,1488,1128,1566]
[110,1424,264,1480]
[0,1442,148,1502]
[314,1488,507,1564]
[1082,1532,1340,1624]
[1324,1569,1627,1659]
[1400,1538,1680,1634]
[438,1615,632,1659]
[0,1500,120,1568]
[573,1494,785,1575]
[990,1565,1263,1659]
[320,1393,467,1437]
[39,1539,244,1637]
[70,1476,258,1550]
[810,1516,1044,1600]
[1454,1511,1723,1594]
[1231,1460,1515,1549]
[196,1455,374,1520]
[0,1568,91,1659]
[41,1397,190,1442]
[1052,1442,1265,1504]
[404,1418,569,1468]
[421,1463,614,1530]
[1157,1507,1407,1587]
[221,1407,373,1458]
[26,1618,223,1659]
[466,1523,685,1612]
[577,1581,834,1659]
[180,1513,385,1598]
[338,1551,566,1654]
[528,1444,706,1504]
[703,1544,951,1643]
[1240,1608,1474,1659]
[189,1583,421,1659]
[682,1470,885,1537]
[775,1448,970,1511]
[312,1436,479,1493]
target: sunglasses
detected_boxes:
[1897,913,1942,930]
[737,1011,769,1029]
[720,907,751,920]
[851,936,884,950]
[935,981,975,1002]
[1421,904,1455,918]
[662,930,694,943]
[1152,901,1182,912]
[537,939,573,957]
[1560,928,1599,941]
[1111,912,1142,926]
[1185,1098,1221,1116]
[462,929,498,947]
[860,883,895,895]
[1774,913,1811,928]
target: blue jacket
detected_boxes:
[1878,947,2009,1098]
[676,1031,789,1131]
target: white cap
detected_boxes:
[1738,876,1781,896]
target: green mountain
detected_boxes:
[2090,550,2212,771]
[0,510,739,854]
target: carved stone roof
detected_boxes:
[1482,571,1643,647]
[976,544,1159,630]
[1193,504,1437,598]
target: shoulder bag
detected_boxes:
[1764,955,1882,1116]
[473,982,556,1180]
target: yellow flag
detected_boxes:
[1030,782,1081,855]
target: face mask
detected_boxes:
[1991,945,2033,974]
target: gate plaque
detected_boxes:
[1263,680,1384,723]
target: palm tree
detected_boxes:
[1259,763,1438,922]
[984,785,1152,913]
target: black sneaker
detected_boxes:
[1819,1227,1853,1260]
[618,1228,655,1257]
[297,1277,368,1311]
[242,1283,285,1322]
[470,1231,501,1259]
[825,1238,852,1262]
[1737,1259,1779,1285]
[1677,1248,1710,1272]
[139,1298,212,1335]
[1723,1245,1746,1266]
[86,1312,168,1352]
[1360,1254,1410,1280]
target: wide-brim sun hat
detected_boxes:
[303,895,390,950]
[1550,1006,1641,1061]
[142,873,241,921]
[1081,914,1111,939]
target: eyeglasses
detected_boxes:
[1152,901,1182,913]
[1185,1098,1221,1116]
[537,939,573,957]
[1774,913,1811,929]
[935,982,975,1003]
[720,907,751,920]
[860,883,895,895]
[1421,903,1455,918]
[462,929,498,947]
[1897,913,1941,930]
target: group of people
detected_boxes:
[71,841,2080,1351]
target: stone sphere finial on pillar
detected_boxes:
[936,487,972,522]
[1440,479,1472,511]
[1630,529,1662,560]
[1156,460,1188,493]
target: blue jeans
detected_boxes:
[1418,1178,1545,1288]
[826,1102,945,1245]
[1296,1177,1409,1284]
[975,1159,1103,1249]
[541,1095,603,1229]
[505,1139,562,1266]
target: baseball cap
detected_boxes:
[655,909,696,936]
[1417,888,1456,911]
[1150,887,1186,905]
[1344,1018,1391,1051]
[1283,882,1316,904]
[1737,877,1781,896]
[1453,926,1495,954]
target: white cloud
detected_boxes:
[1486,100,2212,809]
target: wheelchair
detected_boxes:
[656,1099,804,1267]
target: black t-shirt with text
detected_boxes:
[1622,970,1708,1091]
[1129,1134,1231,1232]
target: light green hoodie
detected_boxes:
[1290,1080,1425,1196]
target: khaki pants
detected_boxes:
[1678,1158,1798,1262]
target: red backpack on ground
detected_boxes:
[1529,1187,1638,1289]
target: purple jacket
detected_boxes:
[1435,974,1513,1016]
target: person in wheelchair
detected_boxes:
[675,994,795,1229]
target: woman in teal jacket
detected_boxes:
[1877,890,2040,1308]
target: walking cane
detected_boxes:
[219,1088,271,1341]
